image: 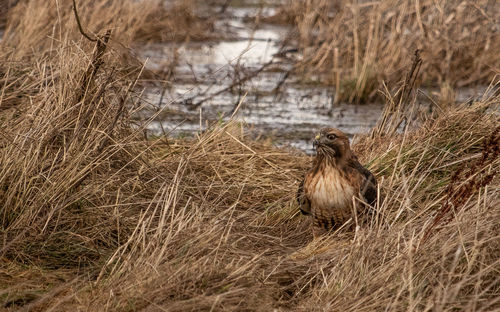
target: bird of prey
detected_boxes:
[297,128,377,235]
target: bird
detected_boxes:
[297,128,378,236]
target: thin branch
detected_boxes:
[72,0,97,42]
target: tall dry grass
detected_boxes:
[1,1,499,311]
[1,0,214,59]
[271,0,500,103]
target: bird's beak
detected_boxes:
[313,134,320,149]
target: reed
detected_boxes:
[270,0,500,103]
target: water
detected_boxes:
[135,6,488,153]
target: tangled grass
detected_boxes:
[0,1,499,311]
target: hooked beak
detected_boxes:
[313,134,320,149]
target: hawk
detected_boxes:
[297,128,377,235]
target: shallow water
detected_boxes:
[143,81,384,152]
[137,6,488,153]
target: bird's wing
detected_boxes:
[350,158,378,206]
[296,177,311,215]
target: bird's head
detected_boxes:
[313,128,351,161]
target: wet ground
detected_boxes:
[136,5,488,153]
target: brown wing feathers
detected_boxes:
[349,157,377,207]
[296,178,311,215]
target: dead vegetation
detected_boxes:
[270,0,500,103]
[1,0,215,59]
[1,1,499,311]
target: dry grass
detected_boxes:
[1,0,215,59]
[271,0,500,103]
[1,1,500,311]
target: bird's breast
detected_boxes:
[305,165,355,210]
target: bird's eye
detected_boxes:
[326,134,336,140]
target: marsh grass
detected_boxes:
[1,1,499,311]
[1,0,215,59]
[270,0,500,103]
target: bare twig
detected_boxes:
[397,49,422,109]
[72,0,97,42]
[371,49,422,138]
[180,59,275,109]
